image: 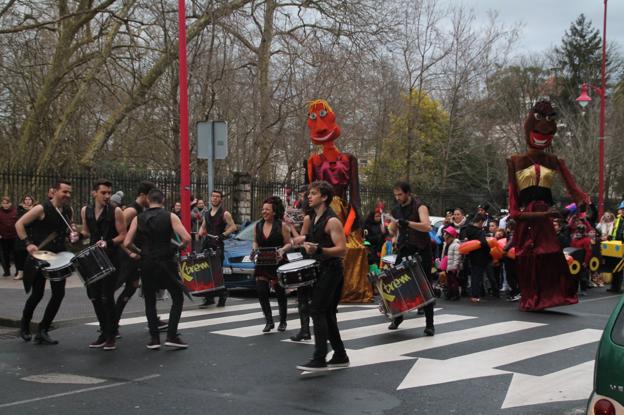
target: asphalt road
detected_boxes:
[0,290,620,415]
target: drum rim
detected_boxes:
[277,259,317,271]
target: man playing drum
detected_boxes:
[197,190,236,307]
[79,179,126,351]
[15,179,79,345]
[388,181,436,335]
[294,180,349,372]
[124,188,191,349]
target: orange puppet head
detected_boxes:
[524,100,557,150]
[307,99,341,145]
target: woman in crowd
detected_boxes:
[13,195,35,280]
[0,196,18,277]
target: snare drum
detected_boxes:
[71,245,116,286]
[32,251,75,282]
[375,257,435,319]
[179,250,225,295]
[254,247,281,266]
[276,259,319,289]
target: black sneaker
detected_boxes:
[388,315,404,330]
[103,339,117,351]
[89,334,107,348]
[424,326,435,336]
[216,294,227,307]
[296,359,327,372]
[327,354,350,368]
[146,336,160,350]
[165,336,188,349]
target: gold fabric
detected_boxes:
[515,163,556,191]
[330,197,373,303]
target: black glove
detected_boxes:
[218,233,226,241]
[398,219,409,229]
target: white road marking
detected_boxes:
[341,321,545,368]
[21,373,106,385]
[397,328,602,390]
[502,360,595,408]
[211,308,442,337]
[0,374,160,409]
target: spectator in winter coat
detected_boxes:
[464,213,491,303]
[0,196,18,277]
[441,226,461,300]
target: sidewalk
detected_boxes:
[0,265,213,330]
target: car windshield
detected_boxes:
[612,301,624,346]
[235,221,258,241]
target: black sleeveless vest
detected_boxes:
[394,197,430,250]
[137,208,174,260]
[85,204,118,245]
[205,206,226,235]
[29,200,72,253]
[307,208,340,266]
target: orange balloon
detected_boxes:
[459,240,481,254]
[490,246,503,261]
[497,238,507,249]
[486,237,498,248]
[506,247,516,260]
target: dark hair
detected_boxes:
[309,180,334,207]
[454,207,465,215]
[489,219,499,227]
[262,196,285,220]
[211,190,224,197]
[365,210,381,224]
[472,213,486,224]
[92,179,112,191]
[137,181,155,197]
[393,181,411,194]
[53,179,71,189]
[147,188,165,204]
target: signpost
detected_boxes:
[197,121,228,194]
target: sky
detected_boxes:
[458,0,624,56]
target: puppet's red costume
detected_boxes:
[507,101,590,311]
[306,100,372,303]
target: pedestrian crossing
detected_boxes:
[86,300,600,409]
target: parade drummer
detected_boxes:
[252,196,291,333]
[15,179,79,345]
[294,180,349,372]
[387,181,435,335]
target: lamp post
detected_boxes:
[575,0,607,218]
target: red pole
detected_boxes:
[178,0,191,233]
[598,0,607,218]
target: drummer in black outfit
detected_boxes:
[388,181,435,335]
[15,180,79,344]
[79,179,126,351]
[252,196,291,333]
[294,181,349,371]
[197,190,236,307]
[113,181,155,334]
[124,188,191,349]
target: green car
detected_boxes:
[587,296,624,415]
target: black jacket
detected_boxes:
[464,224,491,266]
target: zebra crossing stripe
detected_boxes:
[211,307,443,338]
[337,313,476,341]
[397,328,602,390]
[333,320,545,368]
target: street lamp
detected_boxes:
[575,0,607,218]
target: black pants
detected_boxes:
[310,260,346,362]
[256,278,287,323]
[503,258,519,296]
[141,259,184,339]
[21,270,66,331]
[395,246,434,328]
[296,285,312,333]
[87,271,117,340]
[1,238,15,275]
[114,257,141,330]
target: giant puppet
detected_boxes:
[305,99,373,303]
[506,100,590,311]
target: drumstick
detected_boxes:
[54,206,75,234]
[35,232,58,251]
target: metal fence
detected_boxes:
[0,169,494,224]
